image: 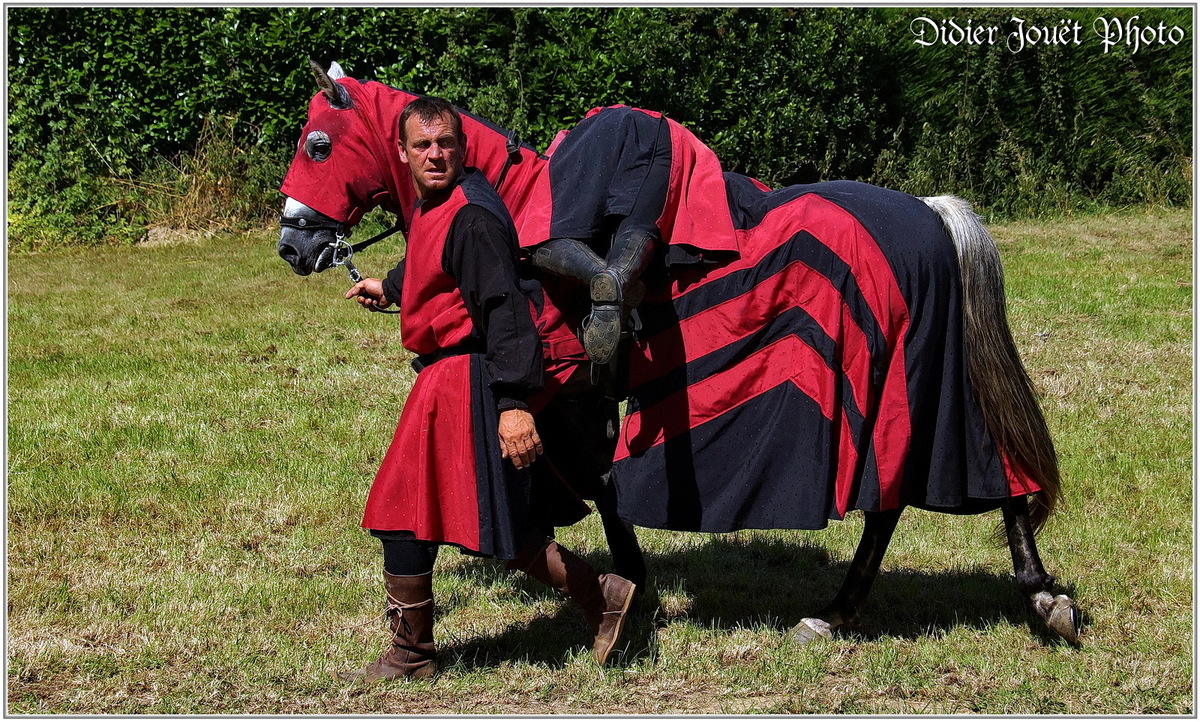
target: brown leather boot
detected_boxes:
[509,538,636,665]
[336,571,437,682]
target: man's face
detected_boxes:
[399,112,464,199]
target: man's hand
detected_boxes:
[498,408,543,469]
[345,278,393,310]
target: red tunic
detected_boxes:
[397,198,478,360]
[362,169,587,557]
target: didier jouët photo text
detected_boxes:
[910,14,1186,54]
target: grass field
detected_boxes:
[6,207,1193,714]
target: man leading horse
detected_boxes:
[337,96,637,682]
[277,62,1079,662]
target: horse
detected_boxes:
[278,60,1080,646]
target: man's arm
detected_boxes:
[444,205,545,405]
[445,204,546,469]
[380,259,405,307]
[345,259,405,310]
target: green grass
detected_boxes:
[7,208,1193,714]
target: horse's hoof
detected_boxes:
[1045,595,1080,644]
[1033,591,1080,644]
[789,618,833,645]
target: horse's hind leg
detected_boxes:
[1003,495,1079,643]
[790,508,902,644]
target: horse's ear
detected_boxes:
[308,58,352,110]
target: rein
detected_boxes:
[277,215,404,254]
[494,130,523,193]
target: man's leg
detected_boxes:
[583,227,657,365]
[337,536,439,682]
[533,378,647,590]
[533,115,671,367]
[532,238,606,284]
[531,232,658,370]
[581,116,672,365]
[507,535,636,665]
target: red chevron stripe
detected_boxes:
[835,409,859,517]
[873,334,912,507]
[617,333,864,514]
[618,334,836,456]
[630,258,873,422]
[625,192,914,508]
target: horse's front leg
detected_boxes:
[1003,495,1080,643]
[790,508,902,644]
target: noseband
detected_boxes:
[278,214,348,237]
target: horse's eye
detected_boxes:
[304,130,332,162]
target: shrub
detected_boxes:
[6,7,1193,249]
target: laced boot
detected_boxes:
[336,571,437,682]
[508,538,636,665]
[584,229,657,366]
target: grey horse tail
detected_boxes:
[920,195,1061,535]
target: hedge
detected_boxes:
[7,6,1192,247]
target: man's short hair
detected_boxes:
[399,96,464,145]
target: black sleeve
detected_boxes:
[443,204,544,409]
[381,259,405,306]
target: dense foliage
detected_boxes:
[7,7,1192,248]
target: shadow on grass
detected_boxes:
[434,534,1076,672]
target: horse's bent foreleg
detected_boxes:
[1003,495,1079,643]
[790,508,902,644]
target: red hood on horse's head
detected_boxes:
[280,60,547,232]
[280,61,415,228]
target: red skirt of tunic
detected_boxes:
[362,353,589,559]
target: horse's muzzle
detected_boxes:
[278,229,338,276]
[277,238,313,276]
